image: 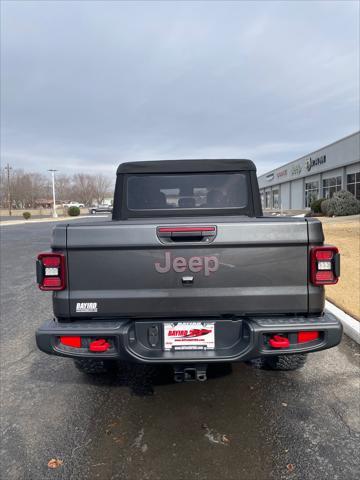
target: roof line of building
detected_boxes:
[258,130,360,179]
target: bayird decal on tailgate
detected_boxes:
[76,302,98,313]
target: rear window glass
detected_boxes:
[127,173,248,210]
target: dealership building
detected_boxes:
[258,131,360,210]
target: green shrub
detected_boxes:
[68,206,80,216]
[320,199,331,216]
[22,211,31,220]
[321,190,360,217]
[310,198,325,213]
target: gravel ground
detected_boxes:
[1,219,359,480]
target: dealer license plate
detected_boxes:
[163,322,215,351]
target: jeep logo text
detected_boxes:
[155,251,219,276]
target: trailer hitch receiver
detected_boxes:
[174,364,208,383]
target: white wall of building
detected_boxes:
[258,132,360,210]
[305,174,321,184]
[321,167,343,180]
[346,162,360,175]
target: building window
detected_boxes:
[347,172,360,200]
[322,176,342,199]
[305,181,319,207]
[272,189,279,209]
[265,191,271,208]
[260,191,265,208]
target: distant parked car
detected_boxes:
[63,201,85,208]
[89,204,113,214]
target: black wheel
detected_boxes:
[247,354,307,371]
[265,354,308,371]
[74,358,117,375]
[91,209,96,215]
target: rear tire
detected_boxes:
[74,358,117,375]
[265,353,307,370]
[248,354,307,371]
[91,209,96,215]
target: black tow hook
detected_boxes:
[174,364,208,383]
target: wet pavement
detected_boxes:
[1,220,359,480]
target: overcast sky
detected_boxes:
[1,0,359,177]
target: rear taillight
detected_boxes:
[310,246,340,286]
[37,252,66,291]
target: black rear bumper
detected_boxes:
[36,313,343,364]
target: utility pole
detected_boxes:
[5,163,12,216]
[48,169,58,218]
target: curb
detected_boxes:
[325,300,360,344]
[0,215,109,227]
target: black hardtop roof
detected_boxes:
[117,159,256,174]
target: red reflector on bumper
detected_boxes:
[60,336,82,348]
[298,331,319,343]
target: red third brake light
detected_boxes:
[310,246,339,286]
[37,252,66,291]
[158,226,216,233]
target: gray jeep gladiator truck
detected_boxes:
[36,159,342,382]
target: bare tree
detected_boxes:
[29,172,49,206]
[3,169,49,208]
[93,173,112,205]
[0,168,114,209]
[72,174,96,206]
[0,168,7,207]
[55,174,73,203]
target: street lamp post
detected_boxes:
[5,163,12,216]
[48,169,58,218]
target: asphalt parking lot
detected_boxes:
[1,218,359,480]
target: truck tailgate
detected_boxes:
[62,218,315,318]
